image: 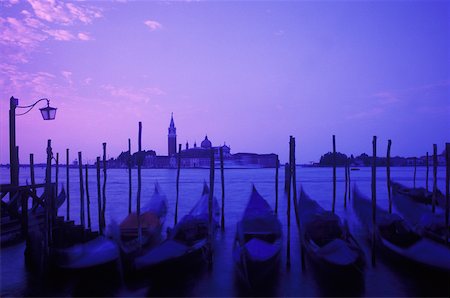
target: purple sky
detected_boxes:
[1,0,449,164]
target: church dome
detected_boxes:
[201,135,212,149]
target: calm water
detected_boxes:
[1,166,449,297]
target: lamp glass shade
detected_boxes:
[40,106,57,120]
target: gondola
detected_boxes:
[118,183,168,255]
[391,181,449,244]
[391,181,446,209]
[134,182,219,273]
[296,187,364,274]
[233,186,282,288]
[352,185,450,272]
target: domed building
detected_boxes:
[201,135,212,149]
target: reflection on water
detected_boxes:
[1,166,448,296]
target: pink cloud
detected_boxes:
[101,84,166,104]
[27,0,102,25]
[45,29,75,41]
[77,32,92,41]
[0,17,47,48]
[144,20,162,31]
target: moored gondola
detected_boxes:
[353,185,450,272]
[391,181,449,244]
[296,187,365,274]
[134,182,219,274]
[233,186,282,289]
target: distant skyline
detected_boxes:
[1,0,449,165]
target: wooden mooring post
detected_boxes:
[78,152,85,228]
[66,148,70,221]
[432,144,437,213]
[175,144,182,225]
[44,140,52,252]
[128,138,132,215]
[347,158,351,201]
[371,136,377,266]
[220,146,225,231]
[413,157,417,189]
[102,143,107,230]
[30,154,36,206]
[208,148,215,266]
[387,140,392,214]
[275,155,279,215]
[284,163,290,193]
[137,123,142,247]
[445,143,450,244]
[85,164,91,229]
[344,158,348,209]
[55,153,59,198]
[96,157,102,234]
[426,152,429,192]
[446,143,449,245]
[332,135,336,213]
[286,136,293,269]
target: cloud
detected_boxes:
[101,84,166,104]
[27,0,102,25]
[1,1,103,65]
[144,20,162,31]
[0,16,47,48]
[372,91,399,105]
[77,32,92,41]
[61,70,73,84]
[45,29,75,40]
[347,107,383,120]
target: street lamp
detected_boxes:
[9,96,57,187]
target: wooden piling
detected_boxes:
[344,158,348,209]
[284,163,290,193]
[96,157,102,234]
[347,158,351,201]
[136,123,142,247]
[208,148,215,266]
[426,152,429,192]
[413,157,417,189]
[44,140,52,252]
[30,154,36,205]
[291,137,298,213]
[332,135,336,214]
[387,140,392,214]
[128,138,132,215]
[432,144,437,213]
[275,156,279,214]
[175,144,182,225]
[66,149,70,220]
[55,153,59,198]
[30,154,36,192]
[78,152,85,228]
[371,136,377,266]
[445,143,449,244]
[220,146,225,231]
[102,143,107,230]
[287,137,292,269]
[85,164,91,229]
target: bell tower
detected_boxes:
[168,113,177,156]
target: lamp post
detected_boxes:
[9,96,57,187]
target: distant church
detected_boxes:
[166,114,231,166]
[110,114,277,168]
[168,113,177,156]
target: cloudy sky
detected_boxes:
[1,0,449,164]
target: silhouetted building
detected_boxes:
[168,113,177,156]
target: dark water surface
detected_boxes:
[1,166,449,297]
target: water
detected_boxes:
[1,166,449,297]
